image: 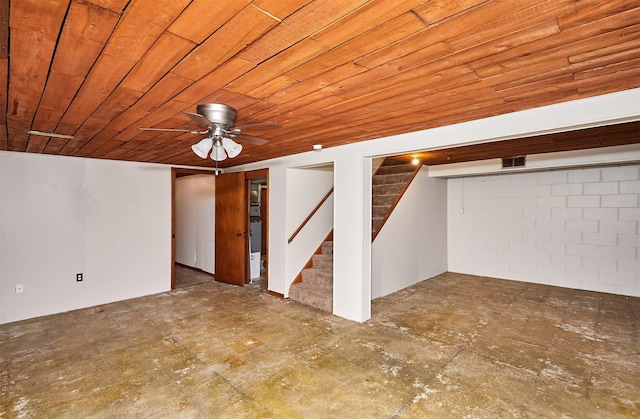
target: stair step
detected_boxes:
[312,253,333,271]
[289,283,332,313]
[301,268,332,288]
[321,240,333,256]
[372,205,391,218]
[372,172,413,185]
[372,183,404,196]
[372,194,397,206]
[378,163,415,175]
[289,282,333,313]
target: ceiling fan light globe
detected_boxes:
[191,137,213,159]
[211,144,228,161]
[222,137,243,158]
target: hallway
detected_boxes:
[1,272,638,418]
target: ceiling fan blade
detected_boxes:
[183,111,213,129]
[138,127,207,134]
[234,134,269,145]
[28,130,74,139]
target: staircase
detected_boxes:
[372,158,419,238]
[288,158,419,313]
[288,239,333,312]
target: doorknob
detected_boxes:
[236,232,242,237]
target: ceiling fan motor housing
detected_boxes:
[197,104,237,127]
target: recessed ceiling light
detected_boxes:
[313,144,322,151]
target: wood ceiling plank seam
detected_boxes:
[226,37,328,94]
[412,0,489,25]
[330,63,482,106]
[346,19,561,102]
[9,0,70,36]
[72,86,145,139]
[7,29,58,151]
[172,57,256,105]
[8,0,69,152]
[167,0,252,44]
[56,53,135,128]
[86,0,129,13]
[252,0,315,21]
[50,1,121,77]
[171,5,279,81]
[309,0,429,49]
[248,91,340,122]
[118,31,197,92]
[107,73,195,131]
[59,0,193,146]
[569,36,640,65]
[100,0,191,62]
[352,31,454,71]
[266,62,368,106]
[74,128,118,156]
[556,0,640,31]
[443,0,582,51]
[110,99,193,142]
[60,25,201,154]
[39,1,123,153]
[573,56,640,82]
[498,73,577,103]
[42,136,70,155]
[282,11,429,82]
[238,0,368,65]
[332,86,504,129]
[0,0,8,60]
[572,67,640,96]
[25,135,49,153]
[414,0,547,45]
[233,3,427,95]
[468,7,640,74]
[472,22,640,84]
[283,12,426,85]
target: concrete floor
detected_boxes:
[1,272,638,418]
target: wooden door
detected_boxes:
[215,172,247,286]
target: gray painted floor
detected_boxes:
[1,272,638,418]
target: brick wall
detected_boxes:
[447,164,639,296]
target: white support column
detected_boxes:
[333,154,372,322]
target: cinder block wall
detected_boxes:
[447,164,639,297]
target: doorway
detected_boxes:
[171,168,216,289]
[246,169,269,291]
[171,167,269,291]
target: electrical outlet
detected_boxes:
[76,273,83,282]
[15,284,24,293]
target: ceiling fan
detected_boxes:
[139,103,277,162]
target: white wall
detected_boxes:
[448,164,640,297]
[285,167,334,296]
[372,167,448,299]
[175,174,216,273]
[0,151,172,324]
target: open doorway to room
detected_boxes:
[246,169,269,292]
[171,168,216,289]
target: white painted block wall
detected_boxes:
[448,164,640,297]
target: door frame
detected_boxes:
[245,168,269,290]
[171,167,218,290]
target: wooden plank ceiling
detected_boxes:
[1,0,639,168]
